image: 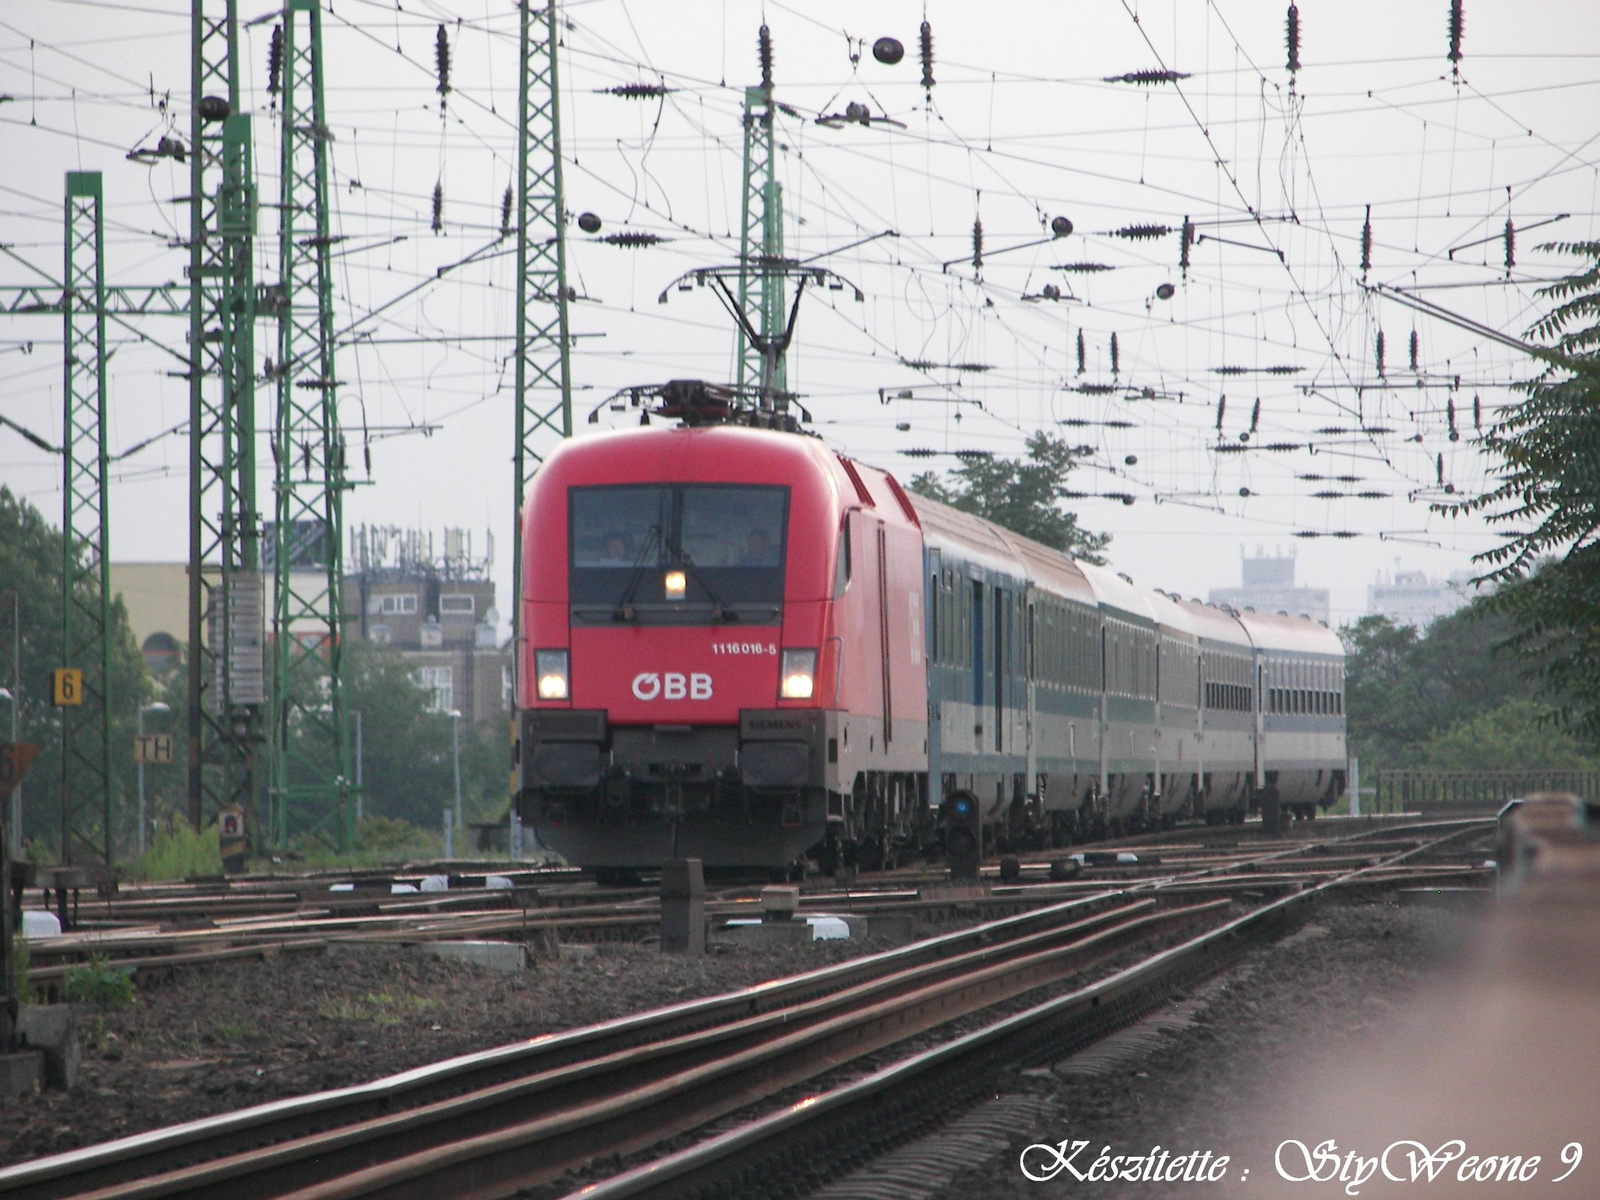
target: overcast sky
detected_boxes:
[3,0,1597,629]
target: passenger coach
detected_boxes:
[516,396,1347,874]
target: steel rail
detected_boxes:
[0,889,1130,1199]
[206,902,1228,1200]
[0,825,1485,1200]
[565,824,1491,1200]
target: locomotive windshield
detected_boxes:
[569,484,789,620]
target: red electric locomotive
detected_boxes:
[516,401,926,873]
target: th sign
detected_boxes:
[134,733,174,765]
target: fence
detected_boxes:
[1374,769,1600,812]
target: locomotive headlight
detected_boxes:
[535,649,570,700]
[779,648,818,699]
[663,569,687,600]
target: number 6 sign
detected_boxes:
[53,667,84,707]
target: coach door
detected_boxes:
[926,548,943,808]
[1025,597,1037,796]
[971,581,985,746]
[991,588,1004,753]
[877,522,892,746]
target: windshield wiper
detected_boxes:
[675,550,739,623]
[613,525,662,622]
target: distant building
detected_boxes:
[343,524,510,727]
[112,523,513,727]
[1366,569,1473,629]
[109,562,188,674]
[1208,546,1330,625]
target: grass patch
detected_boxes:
[129,821,222,881]
[62,956,137,1006]
[294,817,445,869]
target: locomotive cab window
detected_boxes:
[569,484,789,616]
[834,516,852,598]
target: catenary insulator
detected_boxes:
[601,231,663,247]
[1473,394,1482,430]
[1076,329,1086,375]
[1448,1,1465,68]
[1216,395,1227,430]
[604,83,671,98]
[1250,398,1261,433]
[759,24,774,91]
[500,185,513,236]
[431,181,443,233]
[1102,69,1190,85]
[1375,330,1386,376]
[1504,217,1515,273]
[972,217,983,269]
[267,26,284,99]
[1409,330,1419,371]
[920,22,935,91]
[1180,217,1193,276]
[435,24,451,107]
[1110,332,1120,376]
[1447,397,1460,441]
[1360,205,1372,276]
[1114,223,1171,240]
[1286,5,1301,75]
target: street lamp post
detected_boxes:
[353,710,364,824]
[2,588,19,855]
[448,710,463,834]
[0,686,16,857]
[137,702,171,855]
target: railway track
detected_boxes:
[561,822,1495,1200]
[0,890,1205,1200]
[0,821,1494,1200]
[20,818,1493,994]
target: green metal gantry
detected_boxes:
[510,0,573,703]
[735,65,787,400]
[60,171,115,866]
[187,0,264,833]
[1,178,190,865]
[268,0,352,851]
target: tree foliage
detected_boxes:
[1341,598,1596,775]
[1415,698,1599,773]
[906,431,1111,564]
[341,639,509,831]
[0,486,151,856]
[1445,240,1600,739]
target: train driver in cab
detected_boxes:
[743,527,779,567]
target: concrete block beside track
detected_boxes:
[0,1051,43,1102]
[422,941,528,972]
[716,919,813,947]
[14,1004,80,1089]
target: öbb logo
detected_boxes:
[631,672,713,701]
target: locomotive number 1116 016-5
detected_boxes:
[710,642,778,655]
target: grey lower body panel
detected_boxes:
[519,709,833,869]
[529,803,828,870]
